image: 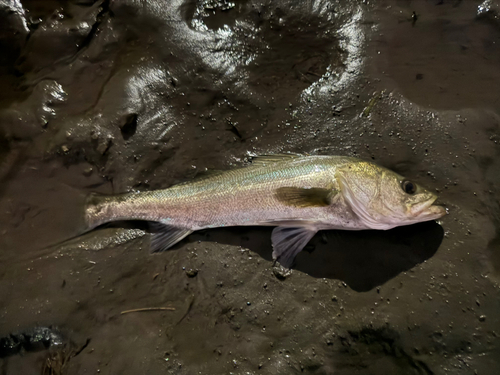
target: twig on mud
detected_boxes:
[120,307,175,315]
[176,295,195,325]
[42,347,73,375]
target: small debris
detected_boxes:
[272,262,292,280]
[226,117,242,139]
[185,269,198,278]
[361,92,380,117]
[82,167,93,176]
[411,11,418,26]
[42,346,73,375]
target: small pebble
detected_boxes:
[185,269,198,278]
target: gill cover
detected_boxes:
[335,164,392,230]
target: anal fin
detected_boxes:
[271,226,317,268]
[149,222,193,253]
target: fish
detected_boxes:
[85,154,446,268]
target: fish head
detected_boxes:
[336,162,446,229]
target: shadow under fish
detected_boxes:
[184,220,444,292]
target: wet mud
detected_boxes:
[1,0,500,374]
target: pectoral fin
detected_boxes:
[149,222,193,253]
[276,187,338,208]
[271,226,318,268]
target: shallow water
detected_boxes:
[1,0,500,374]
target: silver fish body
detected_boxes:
[86,154,446,267]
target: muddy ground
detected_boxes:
[1,0,500,374]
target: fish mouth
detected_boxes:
[411,196,447,220]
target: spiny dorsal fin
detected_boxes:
[149,222,193,252]
[250,153,305,167]
[275,187,338,207]
[271,226,318,268]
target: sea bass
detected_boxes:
[85,154,446,267]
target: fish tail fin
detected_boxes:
[16,192,110,263]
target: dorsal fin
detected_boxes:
[250,153,305,167]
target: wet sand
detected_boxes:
[1,0,500,374]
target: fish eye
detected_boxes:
[401,180,416,195]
